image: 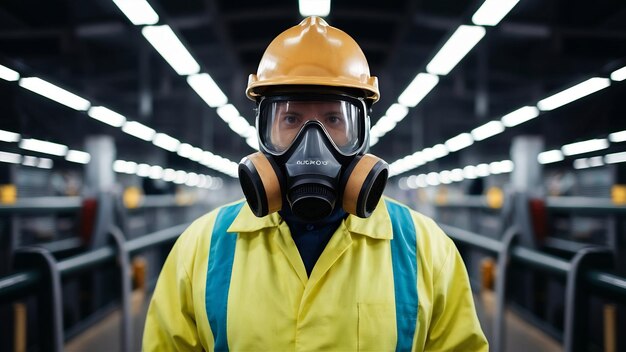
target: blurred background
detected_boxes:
[0,0,625,351]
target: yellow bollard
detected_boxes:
[0,184,17,204]
[480,257,496,291]
[14,303,26,352]
[611,185,626,205]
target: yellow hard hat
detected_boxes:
[246,16,380,103]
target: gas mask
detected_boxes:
[238,93,388,222]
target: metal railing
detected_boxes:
[0,222,189,352]
[441,223,626,352]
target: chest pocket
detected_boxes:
[357,303,396,351]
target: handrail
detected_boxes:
[546,196,626,215]
[126,223,189,254]
[440,224,502,253]
[434,196,497,210]
[0,196,82,214]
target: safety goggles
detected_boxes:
[257,95,367,156]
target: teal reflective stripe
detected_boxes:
[386,200,418,351]
[206,202,245,351]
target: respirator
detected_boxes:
[238,94,388,222]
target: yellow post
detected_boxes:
[14,303,26,352]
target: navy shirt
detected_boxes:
[279,207,348,277]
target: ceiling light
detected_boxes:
[588,156,604,168]
[187,73,228,108]
[113,160,128,173]
[37,158,53,169]
[450,168,464,182]
[445,133,474,152]
[416,174,428,188]
[124,161,138,174]
[190,147,204,162]
[87,106,126,127]
[475,163,490,177]
[149,165,164,179]
[152,133,180,152]
[19,138,68,156]
[439,170,452,184]
[537,150,564,164]
[65,150,91,164]
[174,170,188,184]
[186,173,200,187]
[386,104,410,122]
[229,116,253,137]
[426,172,440,186]
[136,163,151,177]
[432,144,449,159]
[472,0,520,26]
[397,73,439,108]
[22,155,38,167]
[246,136,260,150]
[163,168,176,182]
[605,151,626,164]
[0,151,21,164]
[463,165,477,179]
[122,121,156,141]
[499,160,514,173]
[298,0,331,17]
[501,106,539,127]
[0,64,19,81]
[216,104,240,123]
[573,158,590,170]
[610,66,626,82]
[0,129,20,142]
[609,130,626,143]
[561,138,609,156]
[19,77,90,111]
[111,0,159,25]
[537,77,610,111]
[471,120,505,141]
[426,25,486,76]
[142,25,200,76]
[177,143,194,158]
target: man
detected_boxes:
[143,16,488,351]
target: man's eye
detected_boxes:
[326,116,342,124]
[283,115,299,125]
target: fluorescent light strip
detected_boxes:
[142,25,200,76]
[0,64,20,81]
[397,73,439,108]
[609,130,626,143]
[113,159,224,190]
[299,0,331,16]
[471,120,505,141]
[122,121,156,141]
[0,129,21,142]
[152,133,180,152]
[605,152,626,164]
[472,0,520,26]
[112,0,159,25]
[501,106,539,127]
[537,77,611,111]
[445,133,473,152]
[0,151,21,164]
[88,106,126,127]
[187,73,228,108]
[19,138,68,156]
[610,66,626,82]
[561,138,609,156]
[65,150,91,164]
[386,104,410,122]
[426,25,486,76]
[538,150,564,164]
[19,77,91,111]
[401,159,514,189]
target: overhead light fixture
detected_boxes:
[501,106,539,127]
[111,0,159,25]
[142,25,200,76]
[588,156,604,168]
[37,158,53,169]
[426,172,440,186]
[609,130,626,143]
[471,120,505,141]
[463,165,478,179]
[426,25,486,76]
[432,144,449,159]
[386,104,410,122]
[0,151,21,164]
[537,77,611,111]
[610,66,626,82]
[0,64,19,81]
[397,73,440,108]
[475,163,490,177]
[573,158,590,170]
[88,106,126,127]
[472,0,520,26]
[19,77,91,111]
[149,165,164,179]
[136,163,151,177]
[22,155,38,167]
[439,170,452,184]
[537,150,564,164]
[246,136,259,150]
[122,121,156,141]
[163,168,176,182]
[19,138,68,156]
[177,143,194,158]
[445,133,474,152]
[187,73,228,108]
[498,160,514,173]
[189,147,204,162]
[605,151,626,164]
[152,133,180,152]
[65,150,91,164]
[450,168,464,182]
[0,129,21,142]
[216,104,241,123]
[229,116,253,137]
[561,138,609,156]
[298,0,331,17]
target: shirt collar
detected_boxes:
[228,197,393,240]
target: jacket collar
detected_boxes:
[227,197,393,240]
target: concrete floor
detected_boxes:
[65,290,563,352]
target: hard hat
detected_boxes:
[246,16,380,103]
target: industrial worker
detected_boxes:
[143,16,488,351]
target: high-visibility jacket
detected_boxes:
[143,197,488,351]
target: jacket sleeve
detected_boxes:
[424,239,489,352]
[143,227,204,351]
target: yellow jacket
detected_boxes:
[143,197,488,351]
